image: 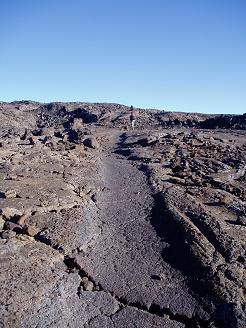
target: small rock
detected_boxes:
[71,118,83,131]
[218,194,231,205]
[237,216,246,226]
[17,234,34,242]
[56,244,65,254]
[159,272,166,280]
[81,276,94,291]
[81,276,89,286]
[191,139,203,146]
[0,216,5,230]
[0,230,16,239]
[41,127,55,137]
[5,190,17,198]
[168,176,186,185]
[91,193,97,203]
[82,185,92,195]
[4,221,23,232]
[17,214,28,226]
[151,274,162,280]
[25,225,39,237]
[83,137,99,149]
[0,192,6,198]
[11,158,21,165]
[19,128,28,140]
[85,281,94,291]
[137,136,158,147]
[29,136,44,145]
[8,174,18,180]
[78,189,85,198]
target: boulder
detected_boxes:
[137,136,158,147]
[1,208,23,220]
[83,137,99,149]
[0,230,16,239]
[25,225,39,237]
[4,221,23,232]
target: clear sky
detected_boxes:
[0,0,245,114]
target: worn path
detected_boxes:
[79,132,210,327]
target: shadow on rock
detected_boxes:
[150,192,236,328]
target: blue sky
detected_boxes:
[0,0,245,114]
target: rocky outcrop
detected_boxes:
[201,114,246,130]
[1,101,245,130]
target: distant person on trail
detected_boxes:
[129,106,137,130]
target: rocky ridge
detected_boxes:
[1,101,245,130]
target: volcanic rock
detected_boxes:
[83,136,99,149]
[237,215,246,226]
[0,217,5,230]
[0,230,16,239]
[0,101,245,328]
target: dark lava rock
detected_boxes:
[0,230,16,239]
[201,114,246,130]
[83,137,99,149]
[237,216,246,226]
[4,221,23,232]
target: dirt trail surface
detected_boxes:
[79,133,208,323]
